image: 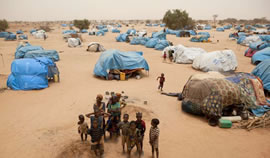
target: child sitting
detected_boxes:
[117,114,130,152]
[128,121,142,158]
[78,114,89,141]
[149,118,160,158]
[88,120,104,157]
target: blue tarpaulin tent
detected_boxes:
[130,37,150,45]
[190,35,209,42]
[259,35,270,42]
[15,43,43,59]
[252,59,270,91]
[61,24,67,27]
[102,28,108,32]
[160,24,166,27]
[116,33,128,42]
[152,31,166,40]
[7,57,55,90]
[166,29,180,35]
[146,24,152,27]
[62,30,77,34]
[0,32,10,38]
[145,38,159,48]
[81,29,88,33]
[5,34,16,41]
[204,25,212,30]
[216,27,225,32]
[97,25,107,30]
[197,32,210,38]
[252,47,270,65]
[93,50,149,77]
[18,34,28,40]
[30,29,37,34]
[112,29,120,33]
[96,30,105,36]
[24,50,60,61]
[154,40,170,50]
[16,30,23,34]
[126,29,136,35]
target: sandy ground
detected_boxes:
[0,24,270,158]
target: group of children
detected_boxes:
[78,93,160,158]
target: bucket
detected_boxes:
[120,72,125,81]
[54,74,59,82]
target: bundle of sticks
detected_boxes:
[237,112,270,131]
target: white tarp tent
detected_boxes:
[32,30,47,39]
[86,42,105,52]
[68,38,82,47]
[162,45,207,64]
[241,35,261,46]
[192,50,238,72]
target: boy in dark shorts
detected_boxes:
[157,73,165,91]
[78,114,89,141]
[128,121,142,158]
[117,114,130,152]
[88,120,104,157]
[149,118,160,158]
[135,112,146,152]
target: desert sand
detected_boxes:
[0,24,269,158]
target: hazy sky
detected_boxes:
[0,0,269,21]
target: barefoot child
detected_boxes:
[135,112,146,152]
[157,73,165,91]
[128,121,142,158]
[149,118,160,158]
[117,114,130,152]
[88,120,104,157]
[78,115,89,141]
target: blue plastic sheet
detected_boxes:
[5,34,16,40]
[116,33,128,42]
[252,47,270,64]
[96,30,105,36]
[152,31,166,40]
[204,25,212,30]
[81,29,88,33]
[216,27,225,32]
[126,29,136,35]
[130,37,150,45]
[15,43,44,59]
[93,50,149,77]
[252,59,270,91]
[16,30,23,34]
[145,38,159,48]
[18,34,28,40]
[62,30,77,34]
[154,40,170,50]
[30,29,37,34]
[160,24,166,27]
[198,32,210,38]
[7,57,55,90]
[24,50,60,61]
[259,35,270,42]
[0,32,10,38]
[112,29,120,33]
[251,105,270,117]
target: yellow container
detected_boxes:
[54,74,59,82]
[120,72,125,81]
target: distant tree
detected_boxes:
[213,14,218,27]
[73,19,90,31]
[0,19,9,31]
[146,19,151,24]
[252,17,269,24]
[162,9,195,30]
[39,25,53,32]
[197,20,209,24]
[222,18,238,24]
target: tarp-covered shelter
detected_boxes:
[93,50,149,79]
[192,50,238,72]
[7,57,59,90]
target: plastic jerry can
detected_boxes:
[218,119,232,128]
[120,72,126,81]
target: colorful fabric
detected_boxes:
[249,78,270,105]
[78,122,88,134]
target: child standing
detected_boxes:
[163,52,167,62]
[88,120,104,157]
[149,119,160,158]
[78,115,89,141]
[157,73,165,91]
[135,112,146,152]
[117,114,130,152]
[127,121,142,158]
